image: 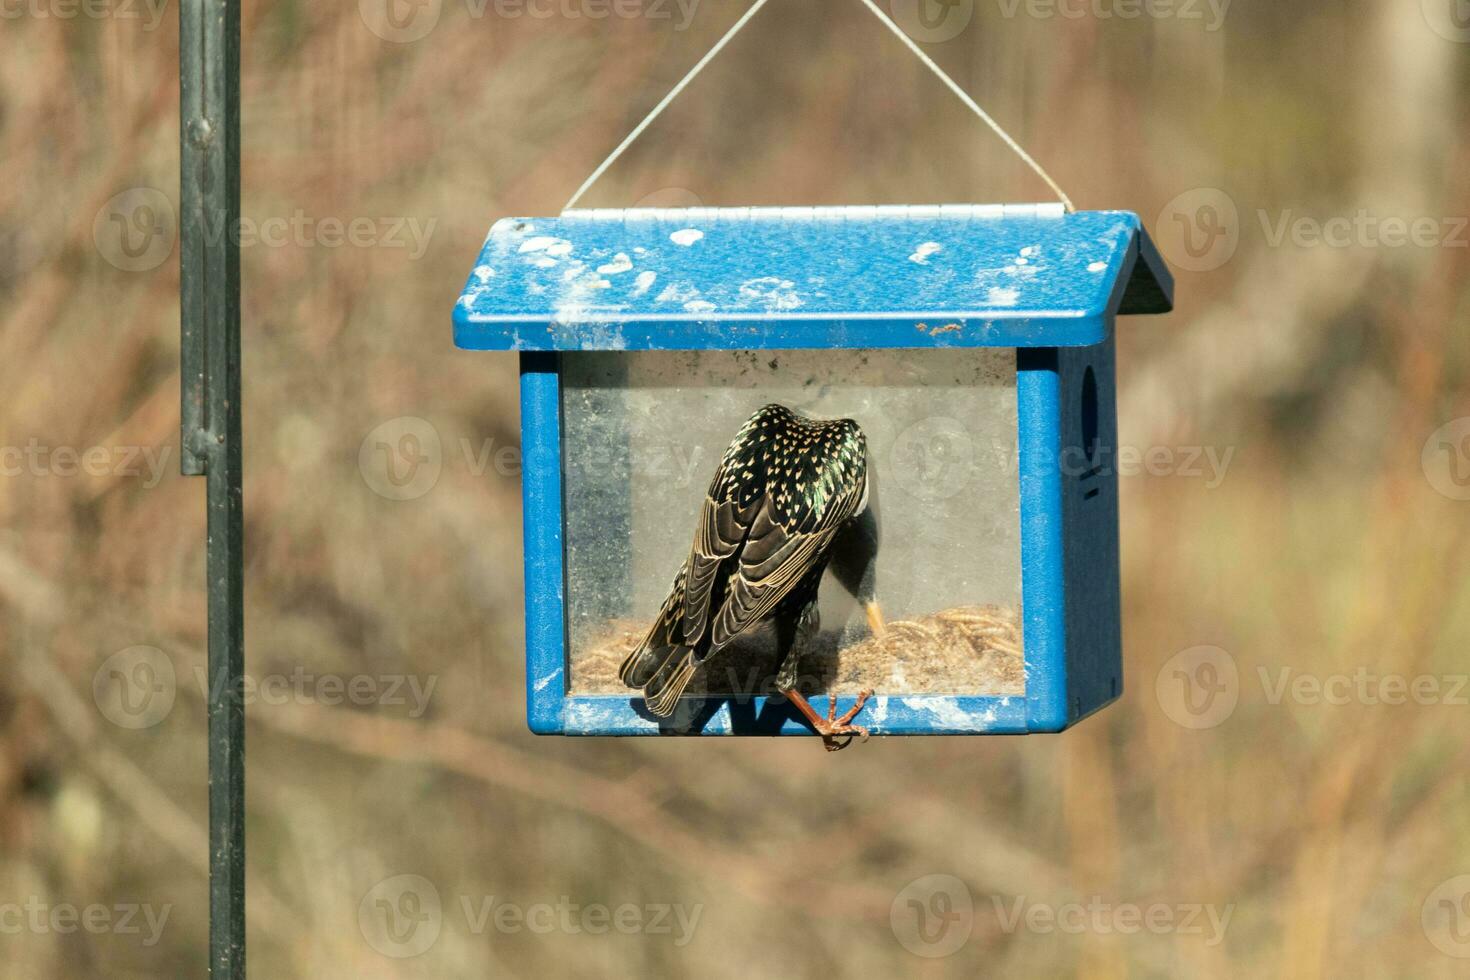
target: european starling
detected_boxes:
[618,403,882,750]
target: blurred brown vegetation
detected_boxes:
[1,1,1468,976]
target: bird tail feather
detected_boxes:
[642,649,698,717]
[619,636,699,717]
[617,564,701,716]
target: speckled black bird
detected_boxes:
[618,403,882,750]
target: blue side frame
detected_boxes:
[518,348,1117,736]
[520,352,567,734]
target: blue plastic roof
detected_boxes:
[453,205,1172,351]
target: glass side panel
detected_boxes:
[561,349,1023,700]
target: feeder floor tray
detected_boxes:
[573,605,1025,698]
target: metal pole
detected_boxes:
[180,1,245,976]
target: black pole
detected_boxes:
[180,1,245,976]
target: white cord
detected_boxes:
[563,0,1075,213]
[562,0,774,212]
[854,0,1073,211]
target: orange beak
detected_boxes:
[865,599,886,638]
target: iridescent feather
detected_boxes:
[620,404,868,717]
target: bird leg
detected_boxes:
[780,688,873,752]
[774,600,874,751]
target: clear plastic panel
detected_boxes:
[561,349,1024,699]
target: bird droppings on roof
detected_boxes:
[908,241,942,264]
[669,228,703,246]
[630,270,657,297]
[553,259,625,325]
[737,277,802,311]
[518,235,572,256]
[597,253,633,275]
[656,282,702,306]
[987,287,1020,306]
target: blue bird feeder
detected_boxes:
[454,204,1172,737]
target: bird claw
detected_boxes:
[776,686,875,751]
[817,688,873,752]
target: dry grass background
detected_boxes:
[1,1,1468,976]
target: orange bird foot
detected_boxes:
[780,688,874,752]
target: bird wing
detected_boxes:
[707,446,868,651]
[677,405,868,654]
[707,502,843,650]
[677,411,768,648]
[618,561,688,687]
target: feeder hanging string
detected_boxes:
[563,0,1075,213]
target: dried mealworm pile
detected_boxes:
[571,604,1024,697]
